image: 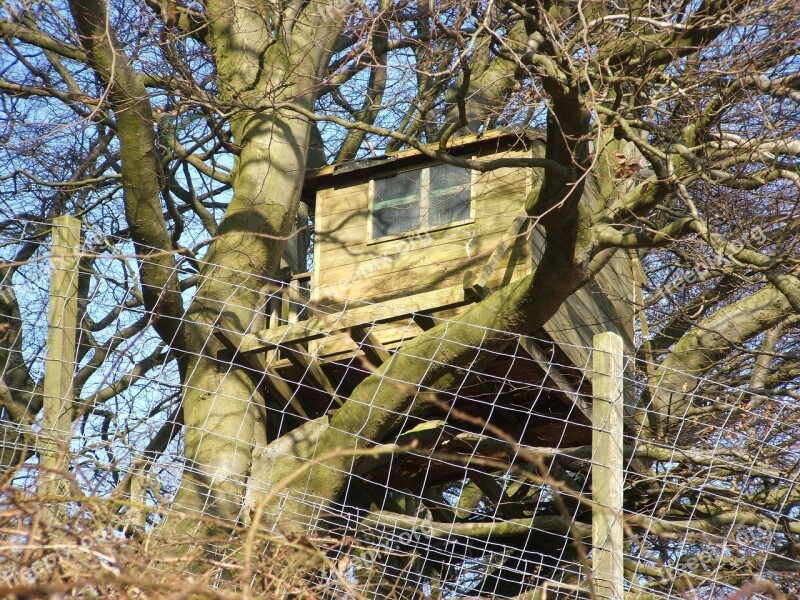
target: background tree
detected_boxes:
[1,0,799,597]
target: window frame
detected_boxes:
[367,162,476,243]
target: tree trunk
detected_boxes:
[170,1,346,524]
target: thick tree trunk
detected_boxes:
[175,109,313,520]
[170,2,346,524]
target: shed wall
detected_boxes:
[313,148,534,309]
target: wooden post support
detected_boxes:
[40,215,81,516]
[592,332,624,600]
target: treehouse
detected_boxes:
[218,129,638,454]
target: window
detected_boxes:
[372,164,472,238]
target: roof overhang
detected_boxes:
[302,128,545,204]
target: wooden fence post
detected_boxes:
[40,215,81,519]
[592,332,625,600]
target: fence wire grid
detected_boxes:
[0,218,798,600]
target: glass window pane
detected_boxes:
[373,202,420,237]
[373,170,421,237]
[374,170,420,207]
[429,164,471,226]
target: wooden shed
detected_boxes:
[305,130,635,360]
[220,129,638,446]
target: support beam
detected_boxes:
[518,336,591,420]
[411,313,437,332]
[214,320,309,420]
[592,332,625,600]
[280,277,342,405]
[283,346,342,407]
[350,325,392,367]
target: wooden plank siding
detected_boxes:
[313,150,534,311]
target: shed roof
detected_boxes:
[303,129,546,198]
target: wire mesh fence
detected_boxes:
[0,217,797,599]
